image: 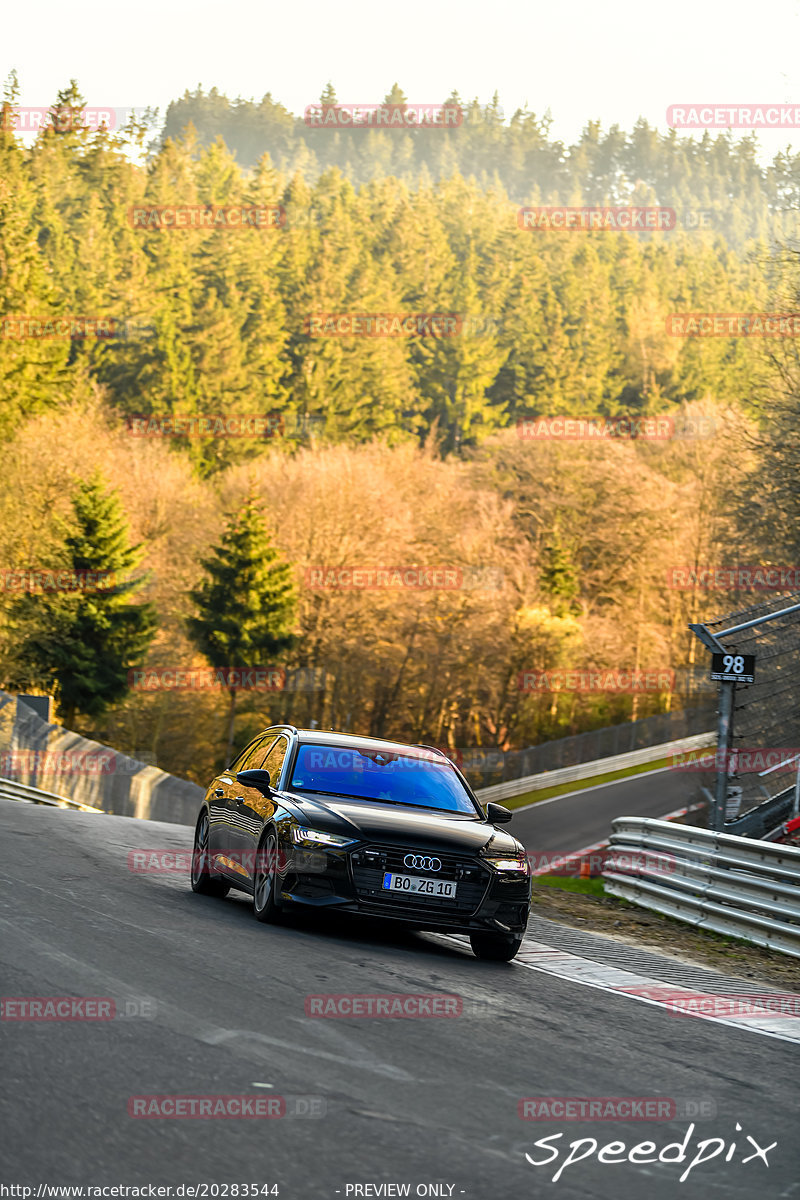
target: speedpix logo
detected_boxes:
[525,1122,776,1183]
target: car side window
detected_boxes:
[228,736,264,773]
[262,736,290,789]
[239,736,275,772]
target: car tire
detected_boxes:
[469,931,523,961]
[190,809,230,897]
[253,828,284,924]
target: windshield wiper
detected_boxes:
[291,788,369,800]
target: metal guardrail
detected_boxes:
[603,817,800,958]
[476,731,715,804]
[0,775,105,813]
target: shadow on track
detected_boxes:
[178,882,473,962]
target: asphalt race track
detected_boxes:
[510,767,704,854]
[1,799,797,1199]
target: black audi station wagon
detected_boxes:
[191,726,531,960]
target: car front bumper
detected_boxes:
[277,840,531,934]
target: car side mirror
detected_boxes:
[236,768,272,796]
[485,801,512,824]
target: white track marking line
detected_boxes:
[435,934,800,1044]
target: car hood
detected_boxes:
[281,791,521,855]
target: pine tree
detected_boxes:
[187,493,297,760]
[0,73,71,437]
[538,523,582,617]
[7,473,156,726]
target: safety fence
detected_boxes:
[689,593,800,834]
[475,731,714,805]
[463,703,716,789]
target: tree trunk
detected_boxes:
[225,687,237,766]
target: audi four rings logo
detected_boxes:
[404,854,441,871]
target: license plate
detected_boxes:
[382,872,457,899]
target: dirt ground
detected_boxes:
[529,882,800,991]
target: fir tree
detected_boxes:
[8,473,156,726]
[187,493,297,761]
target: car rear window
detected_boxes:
[289,745,478,814]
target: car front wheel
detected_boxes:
[470,931,523,961]
[253,829,284,924]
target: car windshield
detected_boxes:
[290,745,478,814]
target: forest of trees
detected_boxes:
[1,78,798,782]
[162,85,800,253]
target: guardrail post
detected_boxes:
[713,680,735,832]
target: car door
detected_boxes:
[239,735,291,871]
[210,734,271,879]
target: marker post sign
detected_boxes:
[710,653,756,684]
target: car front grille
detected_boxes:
[349,844,490,916]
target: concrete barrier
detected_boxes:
[0,690,203,826]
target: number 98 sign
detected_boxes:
[710,652,756,684]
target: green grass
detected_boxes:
[499,753,680,810]
[532,875,606,896]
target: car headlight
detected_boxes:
[292,827,356,848]
[483,855,530,874]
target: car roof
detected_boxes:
[285,727,449,761]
